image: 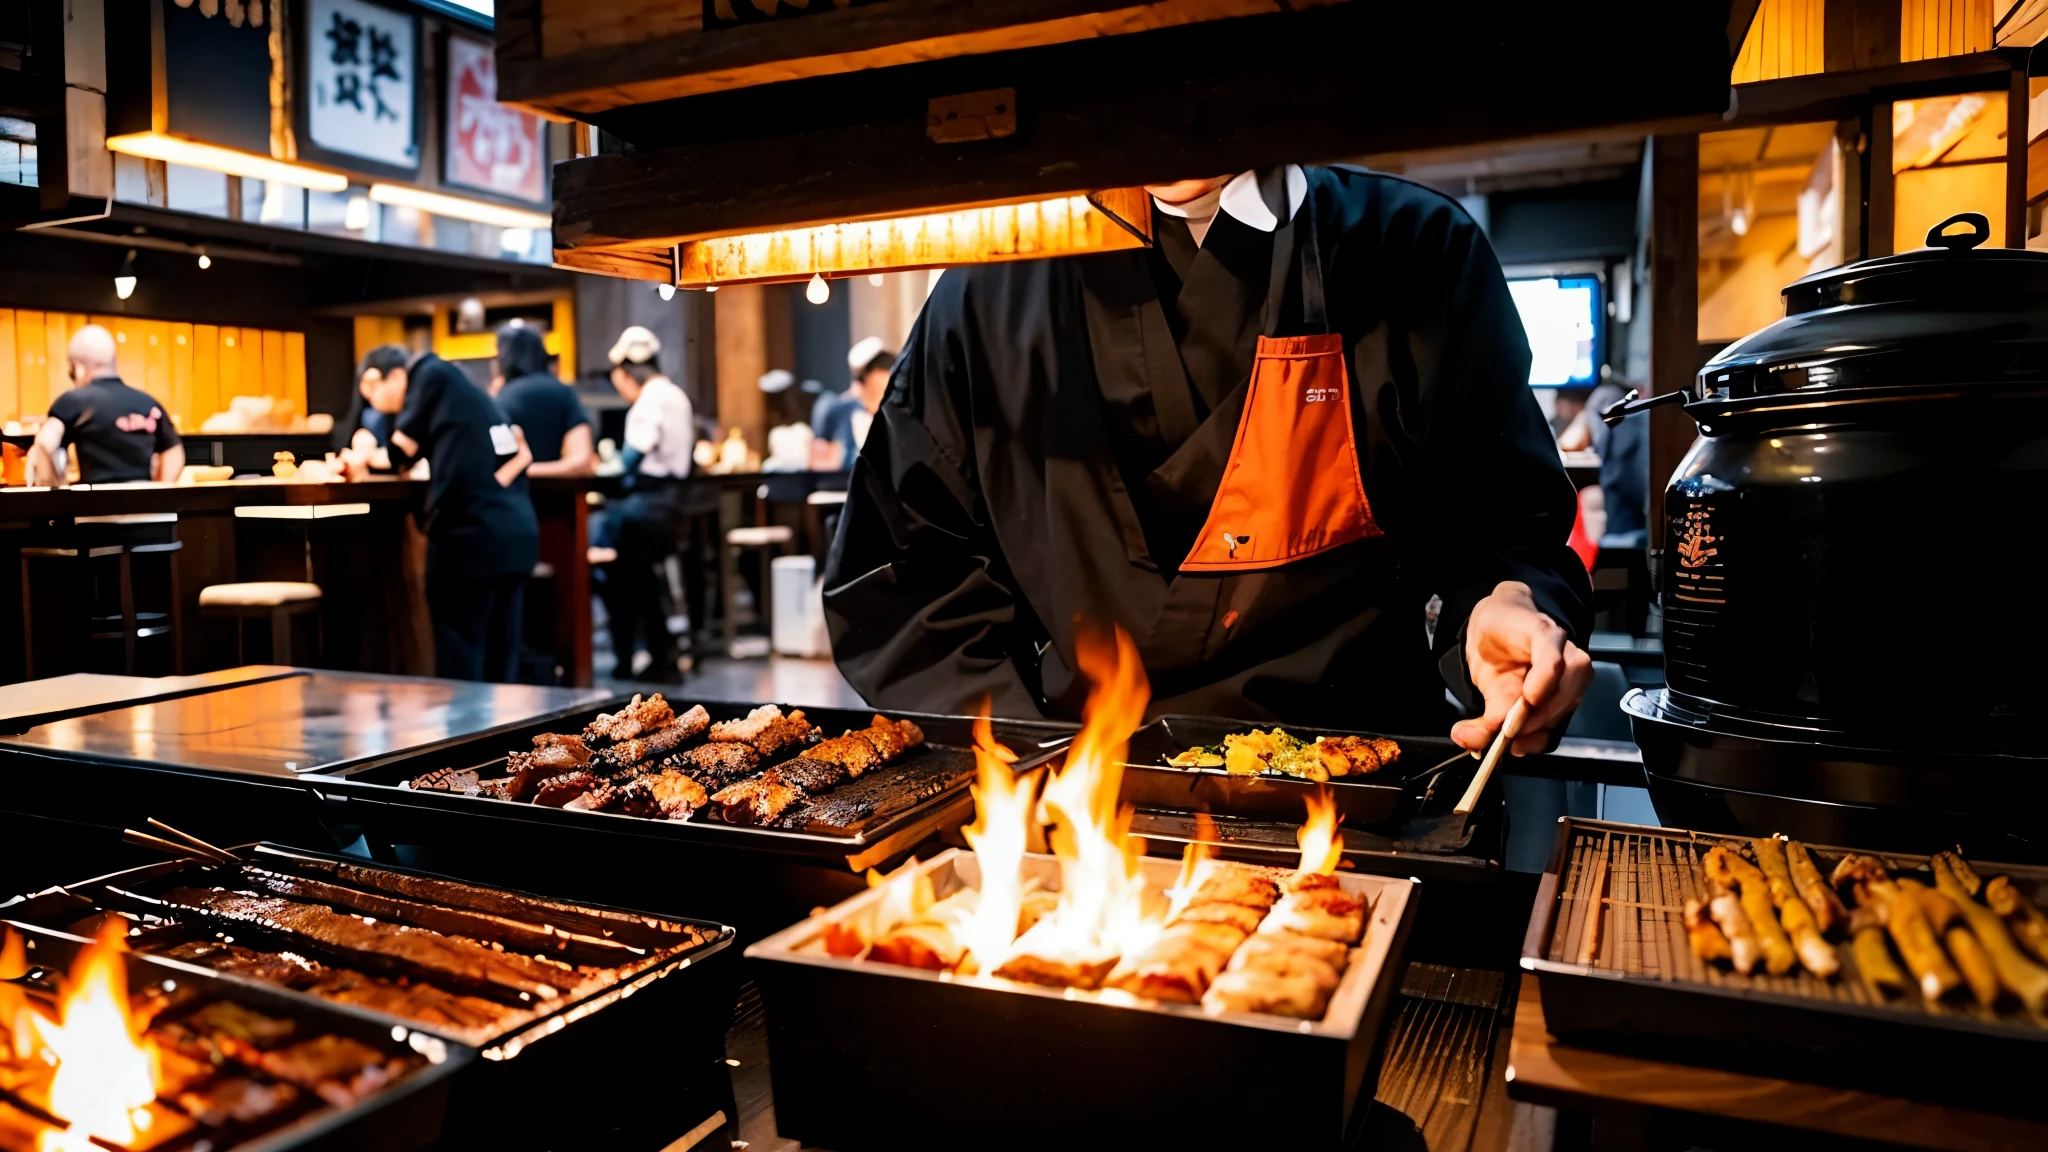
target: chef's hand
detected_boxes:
[1450,581,1592,757]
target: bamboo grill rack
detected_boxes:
[1541,822,2048,1022]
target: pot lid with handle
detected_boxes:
[1686,211,2048,413]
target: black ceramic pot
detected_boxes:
[1607,212,2048,756]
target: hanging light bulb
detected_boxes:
[806,273,830,305]
[114,249,137,300]
[656,283,676,301]
[867,273,885,287]
[704,284,717,293]
[196,248,212,270]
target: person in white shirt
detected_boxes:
[598,326,695,682]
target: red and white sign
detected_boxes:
[445,35,543,202]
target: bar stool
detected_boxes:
[804,488,847,564]
[21,515,184,677]
[722,524,792,657]
[199,582,323,665]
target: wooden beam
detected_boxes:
[1647,135,1699,555]
[2009,62,2030,247]
[552,244,672,282]
[1868,101,1896,255]
[714,284,767,453]
[1837,118,1866,261]
[502,0,1327,116]
[552,5,1734,251]
[1824,0,1903,72]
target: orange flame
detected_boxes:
[1297,787,1344,876]
[0,926,32,1062]
[955,705,1037,970]
[1029,625,1158,961]
[38,921,158,1152]
[866,856,935,940]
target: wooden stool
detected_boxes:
[199,582,323,666]
[804,488,847,564]
[722,524,793,657]
[21,534,184,678]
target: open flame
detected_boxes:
[1296,787,1344,876]
[1017,626,1158,964]
[1164,813,1219,922]
[954,708,1037,971]
[37,921,158,1152]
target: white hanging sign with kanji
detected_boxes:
[307,0,417,170]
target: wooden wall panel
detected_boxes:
[284,332,307,413]
[139,321,171,411]
[1900,0,1993,60]
[217,329,244,406]
[16,311,47,420]
[192,325,221,427]
[169,323,194,431]
[0,311,15,424]
[1731,0,1826,83]
[261,329,287,402]
[44,315,77,413]
[239,328,265,402]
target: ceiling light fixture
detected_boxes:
[196,248,211,269]
[106,131,348,192]
[368,183,553,231]
[806,273,830,304]
[656,283,676,300]
[114,249,137,300]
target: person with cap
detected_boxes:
[29,324,185,487]
[598,325,695,682]
[357,344,538,683]
[492,323,594,477]
[810,337,894,472]
[825,165,1594,754]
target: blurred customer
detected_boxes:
[1589,379,1648,544]
[598,325,694,682]
[30,324,184,487]
[492,323,594,477]
[359,345,537,682]
[811,344,894,471]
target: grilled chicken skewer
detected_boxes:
[1984,875,2048,966]
[1783,839,1847,937]
[1932,854,2048,1012]
[1833,855,1958,1001]
[1748,839,1839,978]
[1914,884,1999,1008]
[1682,898,1732,964]
[1703,847,1795,976]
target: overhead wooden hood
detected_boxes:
[497,0,1759,284]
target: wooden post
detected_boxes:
[2009,63,2030,249]
[714,285,767,454]
[1647,134,1699,553]
[1836,118,1865,262]
[1867,102,1894,257]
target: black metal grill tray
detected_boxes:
[1121,715,1465,826]
[2,921,470,1152]
[5,843,741,1150]
[1522,818,2048,1115]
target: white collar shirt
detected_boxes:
[1151,165,1308,246]
[623,375,695,478]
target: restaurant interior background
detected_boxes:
[0,1,2045,1147]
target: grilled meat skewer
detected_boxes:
[1783,839,1847,937]
[1932,854,2048,1011]
[1747,839,1838,978]
[1703,848,1795,976]
[582,693,675,747]
[1682,898,1732,964]
[1851,927,1910,997]
[598,705,709,777]
[707,704,820,757]
[1984,875,2048,965]
[1913,884,1999,1007]
[1706,891,1760,975]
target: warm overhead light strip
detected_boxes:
[106,131,349,192]
[671,189,1152,288]
[369,183,553,230]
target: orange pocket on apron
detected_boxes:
[1179,333,1380,572]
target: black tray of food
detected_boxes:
[310,697,1076,937]
[0,920,469,1151]
[4,841,738,1150]
[1121,715,1467,826]
[749,848,1419,1149]
[1522,818,2048,1116]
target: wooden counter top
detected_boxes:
[1507,973,2048,1151]
[0,477,426,520]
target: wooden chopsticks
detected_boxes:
[121,819,240,867]
[1453,697,1528,816]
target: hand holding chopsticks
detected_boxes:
[1454,697,1526,816]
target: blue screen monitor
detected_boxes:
[1507,275,1604,387]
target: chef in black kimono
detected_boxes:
[824,166,1593,756]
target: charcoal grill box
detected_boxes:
[747,848,1418,1150]
[1520,817,2048,1115]
[0,670,610,894]
[6,841,742,1150]
[316,701,1076,943]
[5,921,472,1152]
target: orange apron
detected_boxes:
[1180,204,1380,572]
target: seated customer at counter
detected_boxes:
[491,323,594,478]
[357,345,538,683]
[27,324,185,487]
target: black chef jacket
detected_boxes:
[393,353,540,583]
[822,166,1590,729]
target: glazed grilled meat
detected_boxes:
[775,757,849,794]
[533,770,602,808]
[711,768,804,825]
[599,705,709,775]
[582,693,676,747]
[409,767,483,794]
[805,715,925,778]
[529,733,592,772]
[618,770,708,819]
[658,741,761,790]
[707,704,820,757]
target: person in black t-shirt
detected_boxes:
[358,345,538,683]
[490,323,593,477]
[29,324,185,486]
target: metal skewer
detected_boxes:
[1453,697,1528,816]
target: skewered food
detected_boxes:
[1106,922,1245,1003]
[583,693,675,746]
[1682,898,1732,964]
[598,704,709,774]
[1851,926,1910,996]
[660,740,762,790]
[777,756,851,794]
[1166,727,1401,781]
[1201,966,1331,1018]
[1784,838,1847,937]
[805,714,927,777]
[1935,850,1982,898]
[1746,839,1838,978]
[529,732,592,772]
[708,704,821,756]
[1984,875,2048,965]
[1920,889,2000,1008]
[1706,891,1761,975]
[1885,878,1961,1001]
[1702,848,1795,976]
[712,768,804,825]
[1260,874,1367,943]
[1932,855,2048,1011]
[617,770,707,819]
